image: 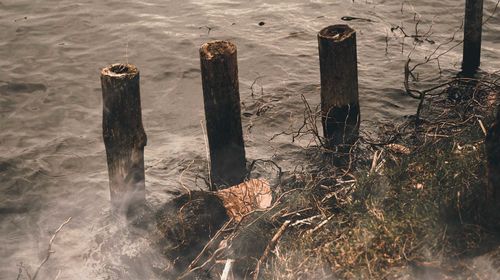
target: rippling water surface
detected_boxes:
[1,0,499,278]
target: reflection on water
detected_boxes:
[0,0,499,278]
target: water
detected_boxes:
[1,0,499,279]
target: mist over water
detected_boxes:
[1,0,499,279]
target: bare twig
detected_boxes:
[253,220,291,280]
[179,243,228,279]
[54,270,62,280]
[306,214,335,235]
[247,159,283,183]
[483,0,500,25]
[179,159,194,197]
[478,119,487,136]
[185,218,233,273]
[31,217,72,280]
[407,0,500,78]
[221,259,235,280]
[199,25,213,35]
[404,58,422,99]
[16,263,23,280]
[269,94,324,148]
[249,75,264,98]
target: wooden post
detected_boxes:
[318,25,360,151]
[199,41,247,189]
[462,0,484,76]
[485,109,500,220]
[101,63,147,211]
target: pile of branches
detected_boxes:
[157,72,500,279]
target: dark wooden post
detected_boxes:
[318,25,360,151]
[199,40,247,190]
[101,63,147,211]
[462,0,484,76]
[485,109,500,220]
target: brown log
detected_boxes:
[318,24,360,151]
[199,41,247,189]
[101,63,147,211]
[462,0,484,76]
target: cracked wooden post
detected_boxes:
[462,0,484,76]
[200,40,247,190]
[101,63,147,211]
[485,109,500,220]
[318,24,360,152]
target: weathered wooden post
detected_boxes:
[462,0,484,76]
[485,108,500,221]
[199,41,247,189]
[318,25,360,151]
[101,63,147,211]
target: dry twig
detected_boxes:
[252,220,291,280]
[31,217,72,280]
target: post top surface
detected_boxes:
[318,25,355,42]
[101,63,139,78]
[200,40,237,60]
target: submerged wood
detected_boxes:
[200,40,247,189]
[318,24,360,150]
[101,63,147,211]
